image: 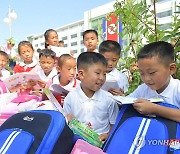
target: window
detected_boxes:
[62,36,67,40]
[64,44,67,47]
[159,23,170,30]
[81,48,84,53]
[157,10,172,18]
[40,43,44,46]
[71,34,77,39]
[35,44,38,47]
[73,50,77,53]
[71,42,77,46]
[81,40,84,44]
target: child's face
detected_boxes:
[57,58,76,82]
[19,45,34,64]
[79,62,106,97]
[138,56,176,94]
[101,51,120,73]
[39,56,55,75]
[0,55,8,70]
[46,31,59,47]
[83,32,99,52]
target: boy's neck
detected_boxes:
[59,76,70,86]
[24,60,33,65]
[80,84,95,98]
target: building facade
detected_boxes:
[27,0,180,57]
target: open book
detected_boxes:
[43,88,66,116]
[50,84,69,95]
[2,72,41,90]
[111,95,164,105]
[101,80,119,91]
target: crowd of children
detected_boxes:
[0,28,179,144]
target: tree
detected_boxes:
[110,0,180,94]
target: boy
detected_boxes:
[0,51,10,80]
[99,40,129,95]
[37,49,57,82]
[83,29,99,52]
[63,52,119,141]
[129,41,180,122]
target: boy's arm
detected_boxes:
[133,98,180,122]
[99,124,114,141]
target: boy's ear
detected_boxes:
[169,63,176,75]
[78,69,85,80]
[56,66,61,73]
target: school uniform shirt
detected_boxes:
[63,85,119,134]
[128,76,180,108]
[106,68,129,92]
[48,74,80,91]
[36,68,57,82]
[13,59,39,73]
[0,68,11,80]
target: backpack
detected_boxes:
[103,102,180,154]
[0,110,74,154]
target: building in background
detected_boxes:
[27,0,180,58]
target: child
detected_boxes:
[128,41,180,122]
[99,40,129,95]
[83,29,99,52]
[44,29,73,57]
[46,54,80,105]
[13,41,40,73]
[37,49,57,82]
[0,51,10,80]
[63,52,119,141]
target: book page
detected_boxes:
[50,84,69,95]
[3,72,41,90]
[101,80,119,91]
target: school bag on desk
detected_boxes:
[0,110,74,154]
[102,102,180,154]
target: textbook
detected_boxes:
[50,84,69,95]
[2,72,41,90]
[101,80,119,91]
[43,88,66,116]
[111,95,164,105]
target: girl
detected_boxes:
[13,41,40,73]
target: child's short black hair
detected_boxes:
[77,52,107,70]
[83,29,98,40]
[18,41,34,55]
[137,41,174,65]
[38,48,56,60]
[99,40,121,55]
[58,54,74,67]
[0,50,9,61]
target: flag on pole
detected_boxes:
[102,13,122,45]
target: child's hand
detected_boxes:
[65,114,75,123]
[133,98,157,115]
[27,79,37,87]
[99,132,109,141]
[37,80,46,88]
[108,88,125,96]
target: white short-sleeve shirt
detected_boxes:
[49,74,80,91]
[36,68,57,82]
[106,68,129,92]
[128,76,180,108]
[63,85,119,134]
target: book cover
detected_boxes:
[2,72,41,90]
[101,80,119,91]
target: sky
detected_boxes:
[0,0,115,45]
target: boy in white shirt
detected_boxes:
[63,52,119,141]
[99,40,129,95]
[83,29,99,52]
[37,49,57,82]
[129,41,180,122]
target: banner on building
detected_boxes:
[102,13,122,45]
